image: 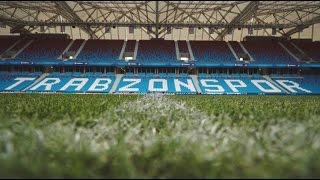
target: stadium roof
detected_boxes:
[1,1,320,41]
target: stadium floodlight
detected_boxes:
[69,56,73,60]
[189,27,194,34]
[298,26,304,32]
[167,26,171,34]
[147,26,152,33]
[61,26,65,33]
[40,26,45,33]
[105,26,110,33]
[239,57,244,61]
[248,27,253,35]
[0,22,6,28]
[129,26,134,34]
[272,28,276,35]
[209,27,214,34]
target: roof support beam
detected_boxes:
[283,15,320,37]
[162,1,220,40]
[215,1,259,40]
[54,1,98,39]
[155,1,159,38]
[0,15,295,29]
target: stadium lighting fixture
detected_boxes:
[61,26,65,33]
[40,26,45,33]
[209,27,214,34]
[105,26,110,33]
[272,28,276,35]
[167,27,171,34]
[69,56,73,60]
[0,22,6,28]
[189,27,194,34]
[239,57,244,61]
[129,26,134,33]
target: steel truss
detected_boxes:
[0,1,319,39]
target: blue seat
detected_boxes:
[106,72,115,77]
[125,72,134,77]
[179,73,188,78]
[198,73,207,78]
[167,73,176,78]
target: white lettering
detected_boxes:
[5,77,35,90]
[148,79,168,92]
[251,80,282,93]
[30,78,61,91]
[88,78,112,92]
[174,79,196,92]
[275,80,311,93]
[119,78,141,92]
[224,79,247,93]
[60,78,89,91]
[200,79,225,93]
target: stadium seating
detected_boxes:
[14,39,71,62]
[228,41,246,55]
[0,35,319,95]
[68,39,85,52]
[271,74,320,94]
[189,41,236,64]
[26,71,115,93]
[293,41,320,62]
[177,40,189,53]
[281,41,303,57]
[136,40,177,64]
[76,40,124,63]
[299,75,320,93]
[0,71,40,91]
[241,41,298,64]
[198,73,286,94]
[0,70,319,95]
[0,36,318,66]
[125,40,136,52]
[115,73,197,94]
[0,37,18,55]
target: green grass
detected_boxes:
[0,94,320,178]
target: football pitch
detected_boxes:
[0,94,319,178]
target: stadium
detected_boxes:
[0,1,320,178]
